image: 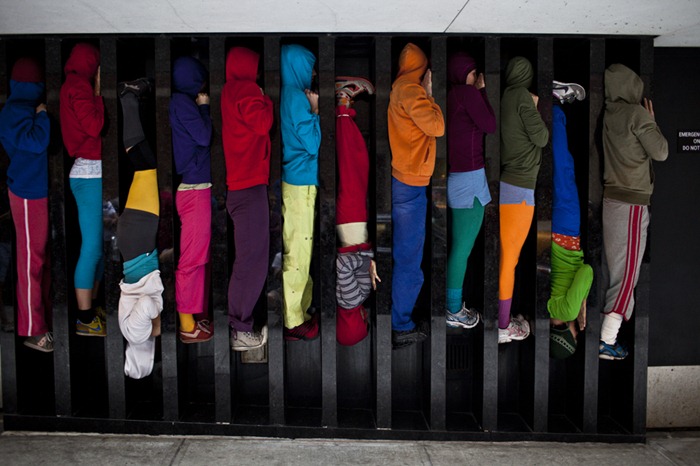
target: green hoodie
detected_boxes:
[500,56,549,190]
[603,64,668,205]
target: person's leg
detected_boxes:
[446,199,484,313]
[335,105,369,227]
[391,178,426,332]
[227,185,270,333]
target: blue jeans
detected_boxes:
[391,177,426,331]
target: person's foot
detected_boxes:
[446,303,480,329]
[335,76,374,107]
[599,340,628,360]
[179,319,213,344]
[24,332,54,353]
[231,325,268,351]
[552,80,586,104]
[76,316,106,337]
[284,312,319,341]
[392,320,429,349]
[118,77,153,99]
[498,316,530,344]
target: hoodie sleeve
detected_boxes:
[238,92,274,136]
[519,91,548,148]
[71,83,104,137]
[463,87,496,134]
[634,110,669,162]
[176,100,213,147]
[13,110,50,154]
[403,84,445,137]
[292,93,321,155]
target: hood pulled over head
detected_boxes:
[226,46,259,82]
[172,56,208,97]
[605,63,643,105]
[396,43,428,83]
[64,43,100,79]
[448,52,476,85]
[505,56,533,89]
[281,44,316,91]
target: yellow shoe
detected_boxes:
[76,316,106,337]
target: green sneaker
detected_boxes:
[76,316,106,337]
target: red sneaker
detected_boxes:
[284,312,320,341]
[179,320,213,344]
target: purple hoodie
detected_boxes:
[447,52,496,173]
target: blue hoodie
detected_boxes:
[0,80,50,199]
[169,56,212,185]
[280,44,321,186]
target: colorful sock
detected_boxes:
[601,312,623,345]
[78,307,96,324]
[179,313,195,333]
[446,288,462,314]
[498,299,512,329]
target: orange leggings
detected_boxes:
[499,202,535,301]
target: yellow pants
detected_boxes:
[281,182,317,328]
[125,169,159,216]
[499,201,534,301]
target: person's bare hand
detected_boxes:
[196,93,210,105]
[370,259,381,290]
[577,299,587,331]
[476,73,486,90]
[305,89,319,114]
[531,92,539,107]
[35,103,47,113]
[421,69,433,97]
[94,66,101,97]
[644,97,655,119]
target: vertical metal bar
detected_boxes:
[481,36,500,433]
[632,37,654,436]
[318,36,338,428]
[533,37,553,433]
[154,37,178,421]
[209,36,231,424]
[373,36,392,429]
[45,38,71,416]
[583,38,605,434]
[100,37,126,419]
[264,35,285,426]
[429,37,447,432]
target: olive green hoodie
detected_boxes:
[500,56,549,190]
[603,64,668,205]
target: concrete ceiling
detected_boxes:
[0,0,698,47]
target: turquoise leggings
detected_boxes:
[70,177,104,289]
[446,199,484,312]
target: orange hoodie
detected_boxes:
[388,43,445,187]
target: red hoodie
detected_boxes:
[60,43,104,160]
[221,47,274,191]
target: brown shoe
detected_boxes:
[179,320,213,344]
[24,332,54,352]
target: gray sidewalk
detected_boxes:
[0,430,698,465]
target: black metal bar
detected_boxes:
[583,38,605,434]
[533,37,553,433]
[429,36,447,432]
[154,37,178,421]
[373,36,392,429]
[481,36,500,433]
[264,35,285,426]
[100,37,126,420]
[208,36,231,424]
[318,36,338,428]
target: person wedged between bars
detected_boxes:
[222,46,273,351]
[599,64,668,361]
[280,44,321,341]
[60,43,107,337]
[0,57,53,352]
[497,56,548,344]
[170,56,214,344]
[116,77,163,379]
[388,43,445,350]
[335,75,380,347]
[445,51,496,331]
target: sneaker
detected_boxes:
[335,76,375,105]
[118,77,153,99]
[498,317,530,344]
[231,325,268,351]
[446,303,480,329]
[284,312,319,341]
[599,340,628,360]
[552,80,586,104]
[24,332,54,353]
[76,316,107,337]
[179,319,213,344]
[392,320,429,350]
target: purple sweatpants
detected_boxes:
[227,185,270,332]
[175,188,211,315]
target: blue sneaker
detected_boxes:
[446,304,480,329]
[599,340,628,360]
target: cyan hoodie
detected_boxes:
[169,56,212,185]
[280,44,321,186]
[0,80,50,199]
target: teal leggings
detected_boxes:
[70,177,104,289]
[446,199,484,311]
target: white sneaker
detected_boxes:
[498,317,530,344]
[230,325,268,352]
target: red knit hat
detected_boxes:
[336,304,369,346]
[11,57,43,83]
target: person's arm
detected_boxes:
[177,95,212,147]
[72,83,104,137]
[404,84,445,137]
[463,86,496,134]
[520,92,548,148]
[14,106,50,153]
[293,93,321,155]
[239,90,274,136]
[636,99,668,162]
